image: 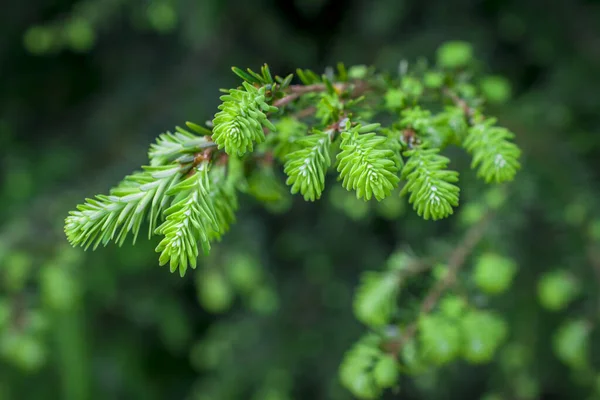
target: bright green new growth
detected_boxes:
[64,164,183,249]
[65,53,521,278]
[212,81,278,156]
[154,162,218,277]
[401,147,460,220]
[148,127,214,166]
[283,131,331,201]
[353,251,413,328]
[353,270,401,327]
[337,124,401,201]
[463,118,521,183]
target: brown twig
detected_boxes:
[442,87,482,126]
[273,80,371,108]
[292,106,317,119]
[273,83,332,108]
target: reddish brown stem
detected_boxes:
[273,80,371,108]
[442,87,485,126]
[274,83,336,107]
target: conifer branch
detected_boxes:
[64,58,521,279]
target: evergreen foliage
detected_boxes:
[336,124,401,201]
[463,118,521,183]
[212,81,278,156]
[283,130,332,201]
[154,162,218,276]
[65,53,521,277]
[400,146,460,220]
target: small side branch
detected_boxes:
[273,80,371,108]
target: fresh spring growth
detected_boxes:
[65,55,520,277]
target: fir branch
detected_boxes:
[64,61,522,282]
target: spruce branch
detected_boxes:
[64,59,522,280]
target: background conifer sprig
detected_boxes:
[65,58,521,276]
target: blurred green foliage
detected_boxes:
[1,0,600,399]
